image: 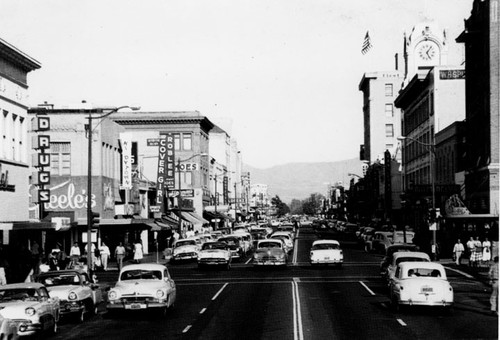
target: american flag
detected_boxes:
[361,31,372,55]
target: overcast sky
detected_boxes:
[1,0,472,169]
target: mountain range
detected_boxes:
[243,158,365,204]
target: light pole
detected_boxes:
[176,153,208,236]
[86,105,140,271]
[397,135,436,259]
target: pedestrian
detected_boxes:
[483,237,492,265]
[467,237,475,267]
[99,242,110,271]
[473,237,483,268]
[453,239,465,265]
[133,240,143,264]
[31,241,41,275]
[69,242,81,268]
[488,256,498,316]
[55,244,68,269]
[173,230,180,243]
[115,242,126,271]
[48,251,59,271]
[0,253,8,285]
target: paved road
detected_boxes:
[51,227,498,340]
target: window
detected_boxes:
[385,104,394,117]
[50,142,71,175]
[385,124,394,137]
[174,134,180,151]
[182,172,192,186]
[182,134,192,151]
[385,84,393,96]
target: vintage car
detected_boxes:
[0,315,18,340]
[380,244,420,275]
[232,231,254,254]
[171,238,201,262]
[197,241,232,269]
[310,240,343,266]
[389,262,453,310]
[107,263,176,314]
[0,283,60,337]
[269,232,294,253]
[36,269,103,322]
[383,251,431,281]
[218,236,244,260]
[253,239,287,267]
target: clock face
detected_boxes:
[417,42,438,62]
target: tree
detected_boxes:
[301,193,325,216]
[271,195,290,217]
[290,199,303,215]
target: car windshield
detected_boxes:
[175,240,196,247]
[0,288,40,302]
[259,242,281,248]
[120,269,162,281]
[202,243,227,250]
[39,274,81,286]
[312,244,339,250]
[272,235,289,240]
[393,232,414,243]
[396,257,429,265]
[219,238,238,245]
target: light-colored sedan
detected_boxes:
[384,251,431,281]
[310,240,343,267]
[270,232,294,253]
[107,263,176,314]
[253,239,288,267]
[389,262,453,310]
[171,238,201,262]
[0,283,60,337]
[197,241,232,270]
[37,269,104,322]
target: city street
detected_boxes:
[52,226,498,340]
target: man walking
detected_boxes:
[115,242,126,271]
[99,242,110,271]
[453,239,465,265]
[488,256,498,316]
[69,242,81,268]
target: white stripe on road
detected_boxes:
[199,308,206,314]
[444,266,474,279]
[397,318,407,326]
[212,282,229,301]
[359,281,375,296]
[245,258,252,264]
[182,325,192,333]
[292,229,300,265]
[292,278,304,340]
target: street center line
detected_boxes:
[359,281,376,295]
[212,282,229,301]
[397,318,407,326]
[182,325,192,333]
[199,308,206,314]
[292,279,304,340]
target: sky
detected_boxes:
[0,0,473,169]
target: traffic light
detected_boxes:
[91,211,100,227]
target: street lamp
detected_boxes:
[176,153,208,236]
[86,105,140,271]
[397,135,437,259]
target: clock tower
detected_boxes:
[403,22,448,83]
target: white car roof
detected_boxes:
[121,263,168,272]
[312,240,340,246]
[272,232,291,237]
[258,239,282,245]
[393,251,430,260]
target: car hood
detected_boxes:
[199,249,230,258]
[173,245,198,253]
[0,301,43,319]
[255,248,285,257]
[45,285,83,300]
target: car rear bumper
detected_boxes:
[399,299,453,306]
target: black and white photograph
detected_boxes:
[0,0,498,339]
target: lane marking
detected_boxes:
[359,281,376,296]
[397,318,407,327]
[245,258,252,264]
[292,278,304,340]
[292,229,300,264]
[211,282,229,301]
[182,325,192,333]
[444,266,474,279]
[199,308,206,314]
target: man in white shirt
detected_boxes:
[69,242,81,267]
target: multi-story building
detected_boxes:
[456,0,499,216]
[359,71,404,163]
[0,37,40,282]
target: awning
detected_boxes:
[180,212,202,226]
[187,211,209,225]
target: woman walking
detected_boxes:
[133,240,143,264]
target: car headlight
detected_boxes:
[156,290,165,299]
[108,290,118,300]
[25,307,36,316]
[68,292,77,300]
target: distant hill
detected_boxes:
[243,159,365,204]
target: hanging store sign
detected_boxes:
[32,115,51,201]
[439,69,465,80]
[156,134,175,207]
[120,134,132,189]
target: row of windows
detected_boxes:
[1,109,26,163]
[402,95,433,135]
[173,133,192,151]
[402,132,431,163]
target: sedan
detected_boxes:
[0,283,60,337]
[171,238,201,263]
[107,263,176,314]
[197,241,232,270]
[389,262,453,310]
[310,240,343,267]
[253,239,288,267]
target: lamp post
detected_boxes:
[176,153,208,236]
[397,135,436,260]
[86,105,140,271]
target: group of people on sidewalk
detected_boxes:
[452,236,492,267]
